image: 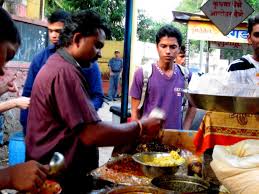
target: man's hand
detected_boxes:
[140,116,164,137]
[7,79,19,94]
[12,97,30,109]
[7,161,49,192]
[0,74,18,96]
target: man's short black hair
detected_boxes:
[47,10,71,24]
[0,7,21,45]
[179,45,186,54]
[155,25,182,47]
[59,10,109,47]
[248,14,259,34]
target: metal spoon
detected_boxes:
[49,152,65,176]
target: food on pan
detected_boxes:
[107,156,143,176]
[143,151,185,166]
[39,180,62,194]
[136,140,177,153]
[91,155,151,185]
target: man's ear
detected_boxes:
[72,32,83,47]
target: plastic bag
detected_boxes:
[188,72,258,97]
[211,140,259,194]
[212,140,259,168]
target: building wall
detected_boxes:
[98,40,124,78]
[3,0,43,19]
[26,0,41,19]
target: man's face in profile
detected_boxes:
[248,23,259,60]
[73,29,106,68]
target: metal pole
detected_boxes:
[120,0,133,123]
[199,40,205,72]
[185,39,190,67]
[206,41,210,73]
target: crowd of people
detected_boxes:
[0,3,259,193]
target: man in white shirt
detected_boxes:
[227,14,259,84]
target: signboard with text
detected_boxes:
[187,21,248,43]
[201,0,254,35]
[210,41,252,51]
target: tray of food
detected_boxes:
[91,155,151,186]
[184,91,259,113]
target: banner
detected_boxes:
[187,21,248,43]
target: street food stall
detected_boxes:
[86,4,259,194]
[8,1,258,194]
[89,129,222,193]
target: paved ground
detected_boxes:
[97,99,122,166]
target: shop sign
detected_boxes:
[210,41,251,50]
[187,21,248,43]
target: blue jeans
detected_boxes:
[108,74,120,99]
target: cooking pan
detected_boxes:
[151,175,209,193]
[184,91,259,113]
[107,185,167,194]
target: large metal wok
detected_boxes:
[184,91,259,114]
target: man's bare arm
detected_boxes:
[80,117,162,146]
[183,105,196,130]
[131,97,141,121]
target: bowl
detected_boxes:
[151,175,209,193]
[132,152,185,178]
[184,91,259,113]
[107,185,167,194]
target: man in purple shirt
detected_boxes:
[25,10,163,193]
[130,25,196,130]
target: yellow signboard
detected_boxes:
[187,21,248,43]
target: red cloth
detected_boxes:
[194,111,259,155]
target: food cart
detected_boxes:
[86,129,225,193]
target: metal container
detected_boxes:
[151,175,209,193]
[184,91,259,113]
[107,185,167,194]
[132,152,184,178]
[49,152,65,176]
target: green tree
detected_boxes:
[137,10,166,43]
[45,0,125,40]
[247,0,259,16]
[137,10,188,44]
[176,0,204,13]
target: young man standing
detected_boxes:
[107,50,123,100]
[227,14,259,84]
[21,10,104,134]
[175,45,186,66]
[130,25,196,130]
[25,10,163,193]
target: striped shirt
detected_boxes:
[227,55,259,84]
